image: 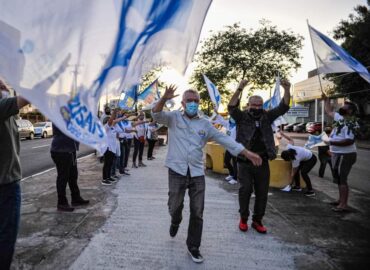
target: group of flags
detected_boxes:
[0,0,369,152]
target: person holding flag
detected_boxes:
[152,85,262,263]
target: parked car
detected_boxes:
[306,122,327,134]
[34,121,53,138]
[283,122,300,132]
[16,119,35,140]
[293,122,306,133]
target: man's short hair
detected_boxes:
[344,101,358,115]
[182,89,200,101]
[248,95,263,104]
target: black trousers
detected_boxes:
[103,150,115,180]
[318,146,333,178]
[238,160,270,222]
[168,169,205,250]
[124,138,132,169]
[147,139,157,158]
[293,155,317,190]
[51,151,80,204]
[133,137,144,163]
[224,150,237,179]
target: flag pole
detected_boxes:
[307,20,325,132]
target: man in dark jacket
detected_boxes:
[228,79,291,234]
[0,80,29,270]
[50,125,89,211]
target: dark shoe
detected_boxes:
[151,157,156,159]
[111,175,119,180]
[57,204,75,212]
[187,247,204,263]
[304,190,316,197]
[101,179,112,186]
[72,198,90,206]
[138,162,146,167]
[291,186,302,192]
[108,177,117,183]
[239,218,248,232]
[332,207,350,213]
[122,171,131,175]
[252,221,267,234]
[169,223,179,237]
[132,163,138,168]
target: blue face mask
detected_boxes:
[185,101,199,116]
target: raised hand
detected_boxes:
[240,149,262,166]
[280,79,291,90]
[237,79,248,90]
[162,84,178,100]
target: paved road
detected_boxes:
[293,138,370,195]
[20,137,94,178]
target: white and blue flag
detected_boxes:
[263,76,286,130]
[0,0,212,151]
[203,74,221,110]
[309,24,370,83]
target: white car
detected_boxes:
[34,122,53,138]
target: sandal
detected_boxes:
[331,207,350,213]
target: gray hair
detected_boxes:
[182,89,200,101]
[248,95,263,104]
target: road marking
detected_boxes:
[21,153,95,182]
[32,144,50,149]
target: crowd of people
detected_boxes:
[0,76,359,267]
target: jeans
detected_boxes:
[147,139,157,158]
[133,137,144,163]
[0,181,21,270]
[168,169,205,250]
[123,139,132,169]
[293,155,317,190]
[238,160,270,222]
[224,150,237,179]
[318,146,333,178]
[103,150,115,180]
[51,151,80,204]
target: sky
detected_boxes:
[160,0,366,101]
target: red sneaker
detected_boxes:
[252,221,267,234]
[239,218,248,232]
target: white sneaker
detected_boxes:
[228,179,238,185]
[225,175,233,181]
[281,184,291,192]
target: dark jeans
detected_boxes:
[294,155,317,190]
[238,160,270,222]
[224,150,237,179]
[133,137,144,163]
[51,151,80,204]
[318,146,333,178]
[118,139,126,173]
[168,169,205,250]
[0,181,21,270]
[123,138,132,169]
[147,139,157,158]
[103,150,115,180]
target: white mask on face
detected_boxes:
[1,90,10,99]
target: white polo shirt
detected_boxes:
[286,144,313,168]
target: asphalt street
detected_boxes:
[20,137,94,178]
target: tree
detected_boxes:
[330,1,370,116]
[190,21,303,113]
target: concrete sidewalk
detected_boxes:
[12,146,370,270]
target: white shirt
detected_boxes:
[152,110,245,177]
[146,124,158,139]
[286,144,313,168]
[118,120,133,139]
[103,124,118,154]
[329,113,357,154]
[134,122,147,139]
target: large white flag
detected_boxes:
[0,0,212,151]
[308,24,370,83]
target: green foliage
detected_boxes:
[190,21,303,112]
[330,1,370,115]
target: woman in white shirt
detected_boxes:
[132,111,149,168]
[280,132,317,197]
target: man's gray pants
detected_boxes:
[168,168,205,250]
